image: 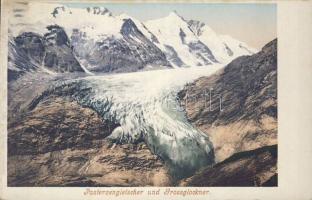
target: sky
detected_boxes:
[63,3,276,49]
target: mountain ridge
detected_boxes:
[9,3,257,76]
[178,38,277,162]
[8,25,85,81]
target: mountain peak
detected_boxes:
[86,6,112,16]
[119,13,132,20]
[167,10,184,21]
[51,6,112,18]
[51,6,67,18]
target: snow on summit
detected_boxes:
[10,3,124,39]
[10,3,257,68]
[145,11,209,67]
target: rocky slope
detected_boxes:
[145,12,218,67]
[70,18,171,73]
[8,25,84,81]
[180,144,277,186]
[178,39,277,162]
[187,19,256,63]
[8,95,171,186]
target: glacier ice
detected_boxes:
[52,65,224,178]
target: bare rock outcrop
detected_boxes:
[178,39,277,162]
[180,145,277,186]
[8,96,171,186]
[8,25,84,81]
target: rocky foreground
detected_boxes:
[178,39,277,186]
[180,145,277,186]
[8,95,171,186]
[178,39,277,162]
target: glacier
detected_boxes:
[9,2,257,178]
[40,65,224,178]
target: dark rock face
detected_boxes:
[8,39,39,81]
[163,44,187,67]
[224,43,234,56]
[8,25,84,81]
[179,24,217,66]
[187,20,205,37]
[14,32,45,63]
[178,39,277,161]
[51,6,65,18]
[43,26,83,73]
[86,6,112,16]
[70,19,171,73]
[188,40,218,65]
[180,145,277,186]
[179,28,186,44]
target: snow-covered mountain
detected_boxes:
[9,3,257,75]
[8,25,85,81]
[187,19,257,63]
[10,4,171,74]
[145,12,219,67]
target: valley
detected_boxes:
[7,3,277,187]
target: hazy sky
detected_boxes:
[64,3,277,49]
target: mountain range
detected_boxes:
[9,4,257,80]
[7,3,277,187]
